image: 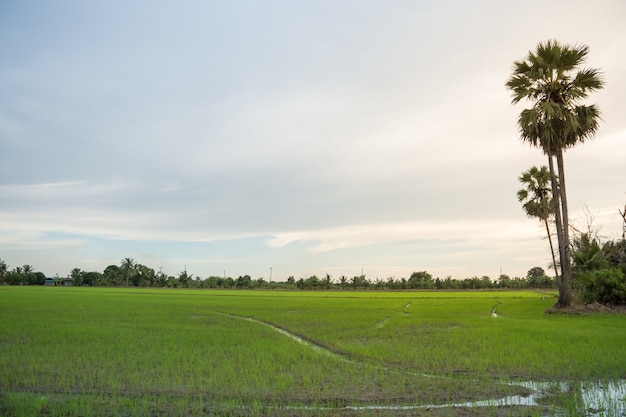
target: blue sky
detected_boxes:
[1,1,625,280]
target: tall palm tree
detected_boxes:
[517,166,559,278]
[120,257,137,287]
[506,40,603,306]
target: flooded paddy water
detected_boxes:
[227,313,626,416]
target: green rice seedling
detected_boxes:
[1,287,625,416]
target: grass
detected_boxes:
[1,286,625,416]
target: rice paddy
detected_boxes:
[1,287,625,416]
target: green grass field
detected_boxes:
[1,287,625,416]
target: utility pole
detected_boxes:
[269,267,273,284]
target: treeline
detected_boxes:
[3,235,624,305]
[0,264,47,286]
[288,269,555,290]
[0,257,556,290]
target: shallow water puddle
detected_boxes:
[512,379,626,416]
[220,313,626,416]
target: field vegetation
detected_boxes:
[1,287,625,416]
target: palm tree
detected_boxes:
[0,258,7,284]
[70,268,84,286]
[178,269,192,288]
[506,40,603,307]
[120,257,137,287]
[517,166,559,278]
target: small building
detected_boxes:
[43,277,73,286]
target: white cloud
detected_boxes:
[1,0,624,279]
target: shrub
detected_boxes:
[577,268,626,305]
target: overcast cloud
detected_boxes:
[1,0,625,280]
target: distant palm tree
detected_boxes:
[22,264,34,274]
[517,166,558,277]
[339,275,348,289]
[0,258,7,284]
[178,269,192,288]
[506,40,604,306]
[120,258,137,287]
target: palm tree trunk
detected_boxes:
[547,151,565,299]
[543,217,559,279]
[556,148,573,306]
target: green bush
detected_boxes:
[577,268,626,305]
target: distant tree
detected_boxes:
[83,271,102,286]
[0,258,7,284]
[6,267,23,285]
[443,276,459,289]
[70,268,84,286]
[178,270,193,288]
[103,265,122,286]
[527,267,545,282]
[408,271,434,289]
[350,274,368,289]
[235,274,251,288]
[156,270,168,287]
[373,277,385,289]
[304,275,320,289]
[339,275,348,289]
[135,264,155,287]
[191,276,203,288]
[526,267,553,288]
[33,272,46,285]
[120,258,137,287]
[463,276,483,290]
[22,270,45,285]
[480,276,492,288]
[204,276,218,288]
[322,274,332,289]
[498,274,512,288]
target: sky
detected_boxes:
[1,1,625,281]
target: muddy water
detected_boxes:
[222,313,626,416]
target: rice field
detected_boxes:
[1,287,625,416]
